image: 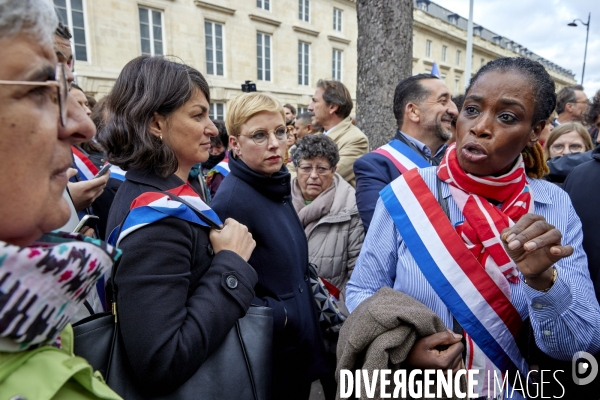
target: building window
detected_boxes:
[299,0,309,22]
[257,32,271,81]
[425,40,432,58]
[416,0,428,12]
[53,0,88,61]
[493,36,502,46]
[455,50,461,66]
[210,103,225,121]
[442,45,447,62]
[297,106,308,115]
[448,14,459,25]
[298,41,310,86]
[333,8,342,31]
[332,49,342,81]
[257,0,270,11]
[454,77,460,95]
[205,21,224,76]
[139,7,164,56]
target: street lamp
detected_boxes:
[568,12,591,85]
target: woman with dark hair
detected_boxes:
[347,57,600,398]
[98,55,257,397]
[201,119,229,198]
[211,92,327,400]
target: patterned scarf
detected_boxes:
[437,144,533,292]
[0,232,120,352]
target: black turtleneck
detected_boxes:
[226,151,291,201]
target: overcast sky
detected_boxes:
[432,0,600,100]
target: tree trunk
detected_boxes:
[356,0,413,149]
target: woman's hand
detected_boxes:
[406,329,464,373]
[501,213,573,290]
[67,172,110,211]
[210,218,256,262]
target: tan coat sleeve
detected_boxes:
[335,130,369,187]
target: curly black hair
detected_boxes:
[292,134,339,168]
[585,90,600,126]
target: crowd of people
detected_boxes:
[2,0,600,399]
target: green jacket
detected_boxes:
[0,325,121,400]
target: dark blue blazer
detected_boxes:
[354,131,445,231]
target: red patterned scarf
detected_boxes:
[437,144,533,289]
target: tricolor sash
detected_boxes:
[208,156,230,178]
[372,139,430,173]
[380,169,527,396]
[72,146,99,180]
[108,164,127,181]
[108,184,222,247]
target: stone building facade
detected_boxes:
[55,0,575,120]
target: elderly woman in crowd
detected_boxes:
[98,56,257,397]
[0,0,121,397]
[544,121,593,159]
[291,134,363,315]
[211,92,327,400]
[290,134,364,400]
[347,57,600,399]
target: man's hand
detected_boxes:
[68,172,110,211]
[501,213,573,290]
[406,329,464,373]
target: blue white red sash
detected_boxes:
[209,156,230,177]
[380,169,527,396]
[108,184,221,246]
[372,139,430,173]
[108,164,127,181]
[72,146,99,180]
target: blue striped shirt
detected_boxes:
[347,166,600,364]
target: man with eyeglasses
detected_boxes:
[554,85,589,126]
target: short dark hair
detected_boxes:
[86,94,97,110]
[393,74,439,128]
[585,89,600,126]
[211,119,228,147]
[55,21,71,40]
[451,94,465,128]
[98,56,211,177]
[91,96,108,134]
[292,134,340,168]
[467,57,556,127]
[556,85,584,115]
[296,111,312,125]
[316,79,353,119]
[283,103,297,116]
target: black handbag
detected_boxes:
[307,263,346,330]
[72,192,273,399]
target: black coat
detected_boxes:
[106,168,258,396]
[211,153,328,396]
[563,147,600,301]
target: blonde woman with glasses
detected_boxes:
[544,122,593,160]
[211,92,328,400]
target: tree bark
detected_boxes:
[356,0,413,149]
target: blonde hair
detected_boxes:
[544,122,593,159]
[226,92,285,138]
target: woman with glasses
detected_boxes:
[211,92,328,400]
[544,122,593,160]
[98,56,257,397]
[290,134,364,400]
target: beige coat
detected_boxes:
[291,174,365,316]
[326,116,369,187]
